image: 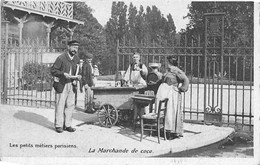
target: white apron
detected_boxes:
[156,83,183,134]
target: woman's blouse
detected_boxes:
[162,66,189,92]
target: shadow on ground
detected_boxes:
[13,110,54,131]
[116,125,142,142]
[75,106,85,112]
[157,135,253,157]
[73,108,100,127]
[116,121,203,144]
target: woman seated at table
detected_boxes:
[123,53,148,87]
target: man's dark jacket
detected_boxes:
[81,61,93,88]
[51,52,80,93]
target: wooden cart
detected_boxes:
[91,86,141,127]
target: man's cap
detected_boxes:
[86,53,93,59]
[67,40,80,46]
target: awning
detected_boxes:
[3,1,84,25]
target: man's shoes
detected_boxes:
[64,127,76,132]
[56,127,63,133]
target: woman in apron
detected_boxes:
[156,56,189,140]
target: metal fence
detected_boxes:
[1,13,253,132]
[116,34,253,132]
[1,38,66,108]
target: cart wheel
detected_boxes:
[97,103,118,128]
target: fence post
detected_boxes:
[220,14,224,117]
[203,14,208,124]
[2,20,9,104]
[203,12,225,125]
[0,0,2,104]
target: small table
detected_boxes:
[131,94,155,131]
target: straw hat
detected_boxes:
[149,63,161,68]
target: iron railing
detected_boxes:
[116,34,253,131]
[1,38,66,108]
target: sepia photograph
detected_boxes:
[0,0,257,164]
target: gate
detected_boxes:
[1,22,66,108]
[116,13,253,131]
[203,13,225,125]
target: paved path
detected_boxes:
[0,104,234,158]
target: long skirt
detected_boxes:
[156,83,183,135]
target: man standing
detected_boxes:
[81,53,95,113]
[124,53,148,86]
[51,40,81,133]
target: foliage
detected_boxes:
[50,2,109,74]
[104,2,177,74]
[49,2,178,75]
[105,2,176,45]
[182,2,254,81]
[183,1,253,46]
[72,2,110,75]
[44,1,254,77]
[22,62,52,85]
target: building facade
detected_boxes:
[1,1,83,46]
[0,1,84,104]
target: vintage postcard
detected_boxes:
[0,0,258,165]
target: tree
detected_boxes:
[51,2,109,74]
[104,2,178,74]
[135,5,145,43]
[184,2,253,46]
[127,2,137,43]
[165,14,176,46]
[104,1,128,74]
[184,2,253,81]
[144,6,162,43]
